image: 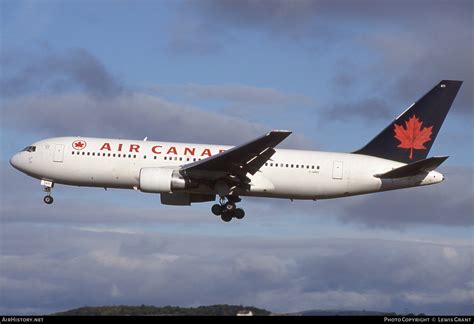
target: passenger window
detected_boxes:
[280,163,283,167]
[118,154,121,157]
[179,157,182,161]
[193,158,196,161]
[317,166,320,170]
[154,156,157,160]
[82,152,85,155]
[144,155,147,159]
[270,163,273,167]
[286,164,289,167]
[311,166,314,169]
[87,152,90,156]
[296,165,299,168]
[306,165,309,169]
[92,152,95,156]
[187,158,190,161]
[107,153,111,157]
[113,154,116,157]
[71,151,74,155]
[133,155,136,158]
[291,164,294,168]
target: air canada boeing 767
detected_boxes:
[10,80,462,222]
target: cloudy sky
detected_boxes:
[1,0,473,315]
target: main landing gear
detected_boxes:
[41,180,54,205]
[211,196,245,222]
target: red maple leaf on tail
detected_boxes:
[394,115,433,160]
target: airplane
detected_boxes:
[10,80,462,222]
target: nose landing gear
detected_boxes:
[43,195,54,204]
[41,179,54,205]
[211,196,245,222]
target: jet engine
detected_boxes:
[139,167,190,193]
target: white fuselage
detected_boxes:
[10,137,443,201]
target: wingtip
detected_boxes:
[440,80,463,86]
[271,129,292,134]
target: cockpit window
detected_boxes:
[22,146,36,152]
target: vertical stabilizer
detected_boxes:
[354,80,462,163]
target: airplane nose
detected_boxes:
[10,153,20,170]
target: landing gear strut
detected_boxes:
[41,180,54,205]
[211,196,245,222]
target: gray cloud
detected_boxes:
[0,48,123,98]
[362,25,472,115]
[1,93,313,149]
[152,83,315,107]
[332,72,356,90]
[195,0,471,42]
[335,166,474,228]
[0,47,315,149]
[323,97,392,122]
[165,19,229,56]
[197,0,321,35]
[168,0,339,55]
[174,0,472,115]
[0,223,472,315]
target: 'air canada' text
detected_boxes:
[98,143,225,157]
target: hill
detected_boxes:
[53,304,271,316]
[295,310,398,316]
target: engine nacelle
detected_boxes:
[139,167,189,193]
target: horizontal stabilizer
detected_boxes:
[374,156,448,179]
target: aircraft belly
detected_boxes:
[249,170,318,199]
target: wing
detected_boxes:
[181,130,292,188]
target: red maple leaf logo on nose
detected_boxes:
[394,115,433,160]
[72,140,87,150]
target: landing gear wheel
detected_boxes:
[214,195,242,221]
[224,202,236,213]
[234,208,245,220]
[211,204,222,216]
[221,212,233,222]
[43,195,54,204]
